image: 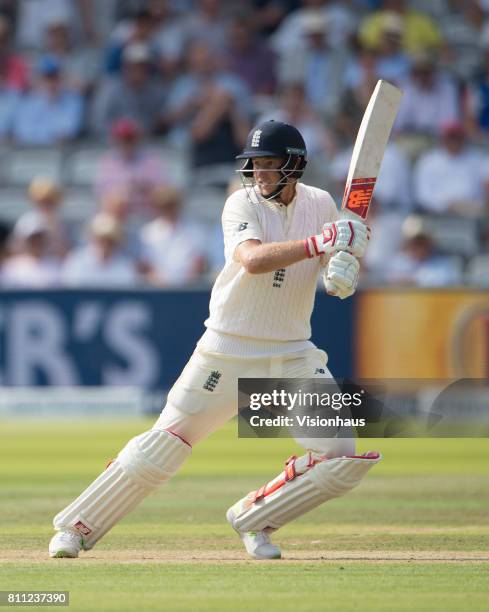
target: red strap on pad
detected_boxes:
[248,452,379,505]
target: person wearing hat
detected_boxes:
[139,185,208,287]
[2,214,61,288]
[164,38,251,167]
[359,0,441,55]
[11,54,84,145]
[395,52,459,136]
[271,0,357,57]
[61,213,139,287]
[413,121,489,216]
[277,9,350,119]
[12,177,71,261]
[104,8,157,74]
[90,42,166,137]
[375,12,410,83]
[385,215,462,286]
[95,117,168,219]
[42,14,99,94]
[49,120,379,562]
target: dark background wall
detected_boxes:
[0,290,354,388]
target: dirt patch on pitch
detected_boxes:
[2,549,489,564]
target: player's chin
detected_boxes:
[258,185,273,198]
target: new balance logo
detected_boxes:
[203,370,221,391]
[238,222,248,232]
[74,521,92,536]
[314,368,325,375]
[251,129,262,147]
[273,268,286,288]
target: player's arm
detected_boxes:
[236,239,309,274]
[236,219,370,274]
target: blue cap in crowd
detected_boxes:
[37,55,62,77]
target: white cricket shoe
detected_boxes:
[226,506,281,560]
[49,530,83,558]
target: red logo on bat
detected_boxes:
[342,178,376,219]
[74,521,92,536]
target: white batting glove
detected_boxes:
[323,251,360,299]
[304,219,370,259]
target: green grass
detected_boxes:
[1,419,488,611]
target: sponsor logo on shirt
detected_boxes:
[273,268,286,288]
[203,370,222,391]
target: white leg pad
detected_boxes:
[53,429,191,548]
[232,452,381,533]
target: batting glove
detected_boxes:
[304,219,370,259]
[323,251,360,299]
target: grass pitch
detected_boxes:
[1,419,488,611]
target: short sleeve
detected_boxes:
[221,190,263,262]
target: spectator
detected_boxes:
[147,0,184,80]
[98,188,146,262]
[62,213,139,287]
[140,186,208,287]
[95,118,168,220]
[177,0,231,54]
[374,12,411,84]
[165,40,250,167]
[440,0,486,83]
[395,53,459,136]
[272,0,357,55]
[466,36,489,138]
[252,0,299,37]
[346,21,411,93]
[13,177,71,260]
[359,0,442,55]
[105,9,159,74]
[0,16,30,92]
[225,12,277,97]
[342,46,380,128]
[413,122,489,217]
[42,15,100,93]
[91,43,166,137]
[330,141,412,212]
[82,0,120,43]
[259,82,333,161]
[106,2,189,81]
[15,0,96,49]
[2,215,61,288]
[11,55,84,146]
[385,215,462,286]
[277,11,350,119]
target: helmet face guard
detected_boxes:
[237,154,307,201]
[235,121,308,201]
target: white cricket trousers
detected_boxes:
[153,345,355,457]
[52,343,356,548]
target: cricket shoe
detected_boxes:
[226,505,281,560]
[49,530,83,558]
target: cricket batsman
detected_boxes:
[49,120,381,560]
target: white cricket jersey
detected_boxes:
[203,183,339,351]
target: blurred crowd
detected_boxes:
[0,0,489,288]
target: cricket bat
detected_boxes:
[341,79,403,220]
